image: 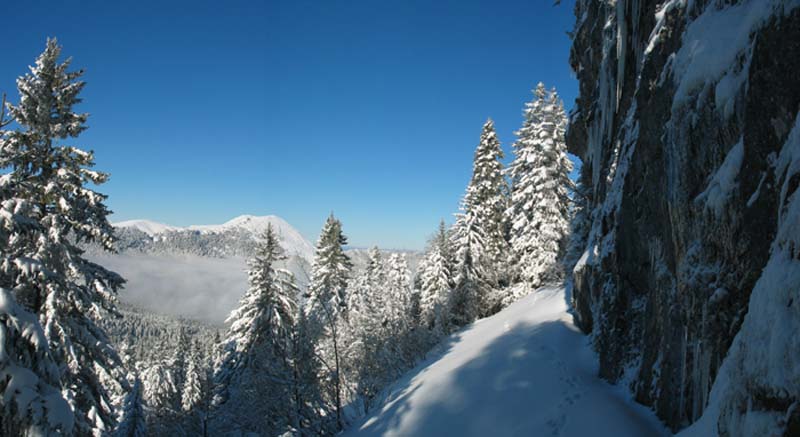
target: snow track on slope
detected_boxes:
[343,287,668,437]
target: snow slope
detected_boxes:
[344,287,668,437]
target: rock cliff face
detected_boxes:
[566,0,800,434]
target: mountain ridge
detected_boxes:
[113,214,315,262]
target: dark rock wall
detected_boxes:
[566,0,800,432]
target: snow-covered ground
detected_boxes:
[344,287,669,437]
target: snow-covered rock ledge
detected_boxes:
[566,0,800,434]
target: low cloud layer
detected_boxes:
[90,253,248,324]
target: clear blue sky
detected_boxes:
[1,0,578,250]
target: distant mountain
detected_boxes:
[99,215,422,323]
[86,215,315,323]
[112,214,315,262]
[113,219,179,235]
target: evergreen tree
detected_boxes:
[306,214,352,320]
[305,214,352,430]
[419,221,454,336]
[289,309,325,434]
[385,253,411,331]
[115,378,146,437]
[181,345,203,414]
[364,246,385,283]
[179,341,214,436]
[450,119,508,321]
[140,361,178,435]
[214,224,299,435]
[361,246,388,325]
[466,120,509,287]
[506,83,573,292]
[449,214,486,326]
[1,38,127,434]
[0,91,74,435]
[167,325,190,426]
[0,287,74,435]
[340,248,386,408]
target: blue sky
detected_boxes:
[1,0,578,250]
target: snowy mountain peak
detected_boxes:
[189,214,314,260]
[112,214,315,261]
[192,214,286,233]
[113,219,178,236]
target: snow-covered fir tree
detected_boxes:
[289,309,326,434]
[450,119,509,322]
[306,214,352,320]
[1,38,128,435]
[0,287,74,435]
[465,119,509,289]
[140,360,178,434]
[214,224,300,435]
[0,88,75,436]
[340,247,387,408]
[506,83,573,293]
[180,340,214,436]
[385,253,412,331]
[419,221,454,337]
[115,378,146,437]
[385,253,426,366]
[305,213,353,431]
[449,213,486,326]
[357,246,387,324]
[181,345,203,414]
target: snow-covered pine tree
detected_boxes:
[419,221,454,337]
[115,377,146,437]
[192,338,217,437]
[338,247,387,408]
[140,361,178,434]
[0,90,75,436]
[364,246,385,283]
[179,340,213,436]
[2,38,128,435]
[448,213,485,326]
[181,345,202,414]
[306,214,352,320]
[450,119,509,321]
[0,288,74,435]
[387,253,423,366]
[506,83,573,294]
[385,253,411,331]
[214,223,299,435]
[305,213,352,431]
[166,326,189,423]
[345,247,383,326]
[361,246,387,325]
[467,119,509,289]
[289,308,326,433]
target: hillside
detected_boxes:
[344,287,668,436]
